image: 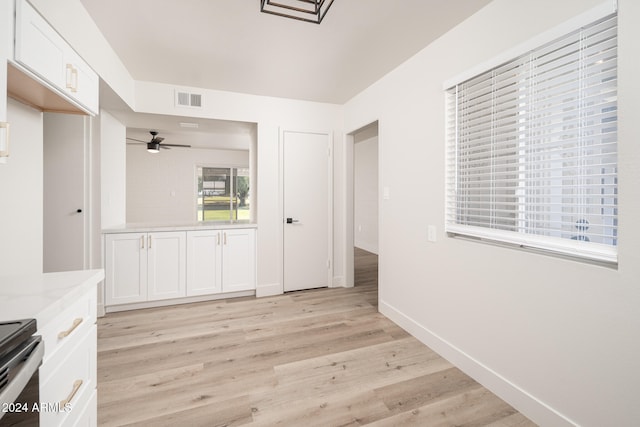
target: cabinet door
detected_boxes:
[186,230,222,296]
[105,233,147,305]
[63,48,99,115]
[147,232,186,300]
[14,0,99,116]
[222,229,256,293]
[14,0,66,89]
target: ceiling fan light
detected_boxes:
[260,0,335,24]
[147,142,160,153]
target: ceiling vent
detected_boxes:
[175,90,203,108]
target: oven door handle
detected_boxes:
[0,337,43,420]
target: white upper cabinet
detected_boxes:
[13,0,99,115]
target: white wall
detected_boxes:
[126,146,249,223]
[0,99,43,275]
[100,110,126,229]
[344,0,640,425]
[354,126,378,254]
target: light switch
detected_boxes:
[383,186,390,200]
[428,225,437,242]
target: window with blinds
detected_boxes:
[445,12,618,263]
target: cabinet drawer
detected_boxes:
[70,389,97,427]
[38,287,96,373]
[40,324,96,427]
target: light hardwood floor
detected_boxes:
[97,248,536,426]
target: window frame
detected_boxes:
[195,165,250,222]
[443,2,618,264]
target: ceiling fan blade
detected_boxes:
[152,137,165,143]
[126,137,147,143]
[162,143,192,148]
[159,145,172,150]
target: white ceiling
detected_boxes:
[79,0,491,147]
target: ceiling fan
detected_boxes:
[126,130,191,153]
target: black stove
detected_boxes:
[0,320,37,362]
[0,318,42,426]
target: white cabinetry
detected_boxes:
[13,0,98,115]
[105,227,256,310]
[222,229,256,293]
[186,228,256,296]
[186,230,222,296]
[105,231,186,306]
[0,0,12,122]
[38,285,97,426]
[148,232,187,300]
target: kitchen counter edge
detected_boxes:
[102,222,258,234]
[0,269,104,328]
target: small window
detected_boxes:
[197,166,250,221]
[445,12,618,263]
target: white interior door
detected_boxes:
[283,130,331,292]
[43,113,88,272]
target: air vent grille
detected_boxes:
[175,90,203,108]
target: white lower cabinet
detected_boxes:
[222,229,256,293]
[186,230,222,296]
[105,231,186,306]
[186,228,256,295]
[38,286,97,426]
[106,228,255,309]
[147,232,187,300]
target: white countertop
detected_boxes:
[0,269,104,328]
[102,221,257,233]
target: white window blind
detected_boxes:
[445,13,618,263]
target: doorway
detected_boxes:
[282,129,332,292]
[350,122,379,296]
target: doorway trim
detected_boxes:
[344,120,380,288]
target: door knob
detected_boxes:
[286,218,299,224]
[76,209,83,213]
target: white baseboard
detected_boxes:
[256,282,282,297]
[97,303,106,318]
[332,275,350,287]
[105,290,255,313]
[379,300,577,427]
